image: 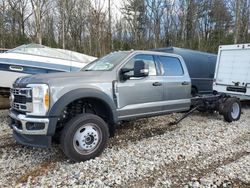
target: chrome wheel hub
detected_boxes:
[73,123,101,154]
[231,102,240,119]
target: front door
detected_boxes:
[116,54,164,119]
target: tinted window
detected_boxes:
[158,56,183,76]
[123,54,157,76]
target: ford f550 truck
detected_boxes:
[8,50,241,162]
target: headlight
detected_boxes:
[27,84,49,116]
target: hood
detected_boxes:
[13,71,114,87]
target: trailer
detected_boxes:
[213,44,250,100]
[151,47,217,95]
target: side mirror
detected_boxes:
[134,60,149,77]
[120,68,133,80]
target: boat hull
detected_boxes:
[0,52,88,89]
[0,70,29,88]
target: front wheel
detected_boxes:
[222,98,241,122]
[60,114,109,162]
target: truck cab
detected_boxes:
[114,51,191,120]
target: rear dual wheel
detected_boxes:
[60,114,109,162]
[222,98,241,122]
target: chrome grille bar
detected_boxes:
[10,88,32,112]
[10,88,31,97]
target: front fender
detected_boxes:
[47,88,117,135]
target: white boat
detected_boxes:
[0,44,96,90]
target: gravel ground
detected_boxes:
[0,108,249,188]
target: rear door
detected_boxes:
[156,55,191,111]
[215,47,250,86]
[214,44,250,97]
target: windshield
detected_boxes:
[82,51,130,71]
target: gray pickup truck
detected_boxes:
[8,50,241,162]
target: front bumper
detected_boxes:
[9,110,55,148]
[13,130,52,148]
[9,110,49,135]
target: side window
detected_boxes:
[158,56,184,76]
[123,54,157,76]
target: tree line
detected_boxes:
[0,0,249,57]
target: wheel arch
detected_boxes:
[47,88,117,135]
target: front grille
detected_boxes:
[10,88,32,112]
[14,95,26,104]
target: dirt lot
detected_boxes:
[0,108,250,188]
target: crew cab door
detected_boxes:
[156,55,191,111]
[115,54,164,119]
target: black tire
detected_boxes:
[222,98,241,122]
[60,113,109,162]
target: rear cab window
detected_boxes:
[157,55,184,76]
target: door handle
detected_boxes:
[153,82,162,86]
[9,65,23,72]
[182,81,189,85]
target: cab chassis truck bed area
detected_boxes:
[172,92,241,125]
